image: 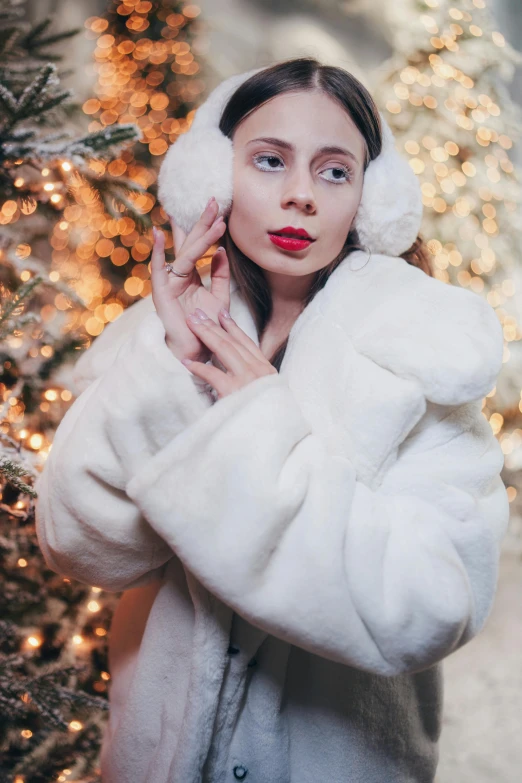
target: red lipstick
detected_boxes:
[268,226,315,252]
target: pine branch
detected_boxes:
[22,664,109,728]
[0,6,80,67]
[0,63,73,136]
[17,64,65,115]
[0,426,38,502]
[5,249,87,310]
[19,17,53,50]
[38,336,87,382]
[0,277,42,341]
[0,27,23,60]
[65,164,148,227]
[1,63,60,83]
[67,124,141,158]
[0,654,108,733]
[99,182,151,231]
[26,30,81,57]
[19,18,81,61]
[0,459,35,498]
[3,123,140,164]
[0,82,18,119]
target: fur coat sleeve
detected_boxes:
[34,309,214,592]
[121,368,509,677]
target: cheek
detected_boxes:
[323,185,363,241]
[229,169,271,231]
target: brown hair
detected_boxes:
[216,57,432,370]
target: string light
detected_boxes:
[47,0,206,355]
[1,15,206,763]
[374,0,522,464]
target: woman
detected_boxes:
[35,58,509,783]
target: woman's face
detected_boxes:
[227,89,367,279]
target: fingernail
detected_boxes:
[206,197,215,208]
[188,313,203,324]
[181,358,193,366]
[194,308,210,320]
[216,246,225,253]
[152,226,158,240]
[220,308,232,319]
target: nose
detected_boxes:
[281,165,316,214]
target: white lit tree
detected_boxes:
[368,0,522,540]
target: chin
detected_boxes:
[263,254,318,276]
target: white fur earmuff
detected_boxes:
[157,66,423,257]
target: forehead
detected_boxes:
[233,90,366,162]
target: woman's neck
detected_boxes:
[259,273,312,359]
[264,268,315,304]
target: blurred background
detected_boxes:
[1,1,521,781]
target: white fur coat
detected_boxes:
[34,250,509,783]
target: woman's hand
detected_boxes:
[150,196,231,363]
[181,307,278,400]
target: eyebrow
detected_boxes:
[246,136,360,165]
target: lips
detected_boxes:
[271,226,315,240]
[268,233,314,251]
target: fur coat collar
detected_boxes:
[220,249,503,488]
[226,249,502,407]
[73,248,502,415]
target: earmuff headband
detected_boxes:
[158,66,423,257]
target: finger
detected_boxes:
[151,228,199,293]
[150,227,170,286]
[155,215,225,279]
[151,226,196,284]
[198,309,267,367]
[171,219,186,256]
[217,308,269,362]
[186,314,251,376]
[172,198,220,257]
[173,216,226,275]
[194,310,255,364]
[209,246,231,306]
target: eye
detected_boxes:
[320,165,353,184]
[252,154,353,183]
[252,154,284,171]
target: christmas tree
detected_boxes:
[369,0,522,540]
[2,0,210,778]
[0,0,149,779]
[50,0,210,340]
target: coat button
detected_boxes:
[228,645,240,655]
[233,765,248,780]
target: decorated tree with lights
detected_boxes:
[370,0,522,540]
[0,1,210,780]
[51,0,210,343]
[0,0,152,779]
